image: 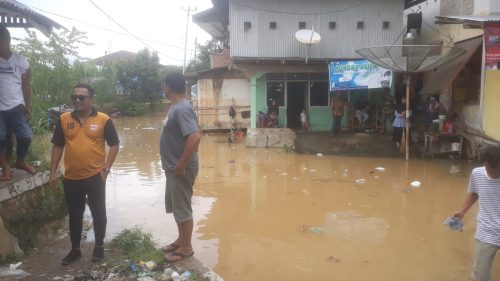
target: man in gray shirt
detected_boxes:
[160,73,201,263]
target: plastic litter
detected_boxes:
[129,263,138,272]
[171,271,181,281]
[181,271,192,280]
[316,153,324,157]
[9,262,22,270]
[375,167,386,172]
[309,226,327,234]
[145,260,157,270]
[410,181,422,188]
[444,216,464,232]
[0,266,30,279]
[138,277,155,281]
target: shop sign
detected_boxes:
[329,60,392,91]
[485,23,500,71]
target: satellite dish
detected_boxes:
[295,28,321,63]
[295,29,321,44]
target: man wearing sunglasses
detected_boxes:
[49,83,119,265]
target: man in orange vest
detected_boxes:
[49,83,119,265]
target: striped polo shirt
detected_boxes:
[468,166,500,246]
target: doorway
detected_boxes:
[286,82,307,129]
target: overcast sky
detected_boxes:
[10,0,214,66]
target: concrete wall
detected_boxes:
[482,70,500,141]
[197,78,251,130]
[404,0,483,45]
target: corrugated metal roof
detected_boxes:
[436,14,500,24]
[0,0,63,36]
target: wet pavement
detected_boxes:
[90,113,499,281]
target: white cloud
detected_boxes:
[10,0,214,65]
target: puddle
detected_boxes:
[99,114,500,281]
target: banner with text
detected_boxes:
[329,60,392,91]
[485,23,500,71]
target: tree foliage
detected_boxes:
[116,48,163,104]
[186,38,227,72]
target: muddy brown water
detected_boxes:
[99,113,499,281]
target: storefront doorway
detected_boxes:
[286,82,307,129]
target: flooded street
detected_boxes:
[103,113,499,281]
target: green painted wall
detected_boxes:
[309,107,332,131]
[251,73,267,128]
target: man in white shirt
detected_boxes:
[0,25,35,180]
[454,146,500,281]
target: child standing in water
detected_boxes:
[300,109,308,131]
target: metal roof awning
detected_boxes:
[418,36,482,96]
[0,0,63,36]
[193,7,228,41]
[435,13,500,27]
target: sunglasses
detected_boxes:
[71,95,90,102]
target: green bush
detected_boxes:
[111,227,164,264]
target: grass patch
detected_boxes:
[111,227,164,264]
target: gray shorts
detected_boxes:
[472,240,499,281]
[165,170,198,223]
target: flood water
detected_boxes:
[100,113,499,281]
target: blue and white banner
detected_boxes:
[329,60,392,91]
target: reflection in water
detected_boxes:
[101,114,499,281]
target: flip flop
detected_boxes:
[165,251,194,263]
[161,243,180,253]
[16,163,36,174]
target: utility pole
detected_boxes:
[182,6,197,74]
[194,37,198,63]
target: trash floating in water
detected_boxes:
[444,216,464,232]
[374,176,380,179]
[449,165,461,174]
[344,169,349,172]
[355,179,366,185]
[310,169,317,172]
[281,173,288,176]
[301,189,309,195]
[228,160,235,164]
[293,177,298,180]
[317,153,324,157]
[309,226,327,234]
[410,181,422,188]
[375,167,386,172]
[327,255,341,263]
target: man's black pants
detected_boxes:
[63,173,106,249]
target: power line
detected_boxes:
[87,0,183,62]
[230,1,366,15]
[26,4,194,52]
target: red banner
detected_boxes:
[485,23,500,70]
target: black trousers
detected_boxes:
[63,173,106,248]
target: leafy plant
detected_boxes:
[283,143,295,153]
[112,227,164,264]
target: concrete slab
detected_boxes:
[246,128,296,148]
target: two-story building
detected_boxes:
[194,0,405,132]
[404,0,500,154]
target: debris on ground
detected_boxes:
[0,266,30,279]
[316,153,323,157]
